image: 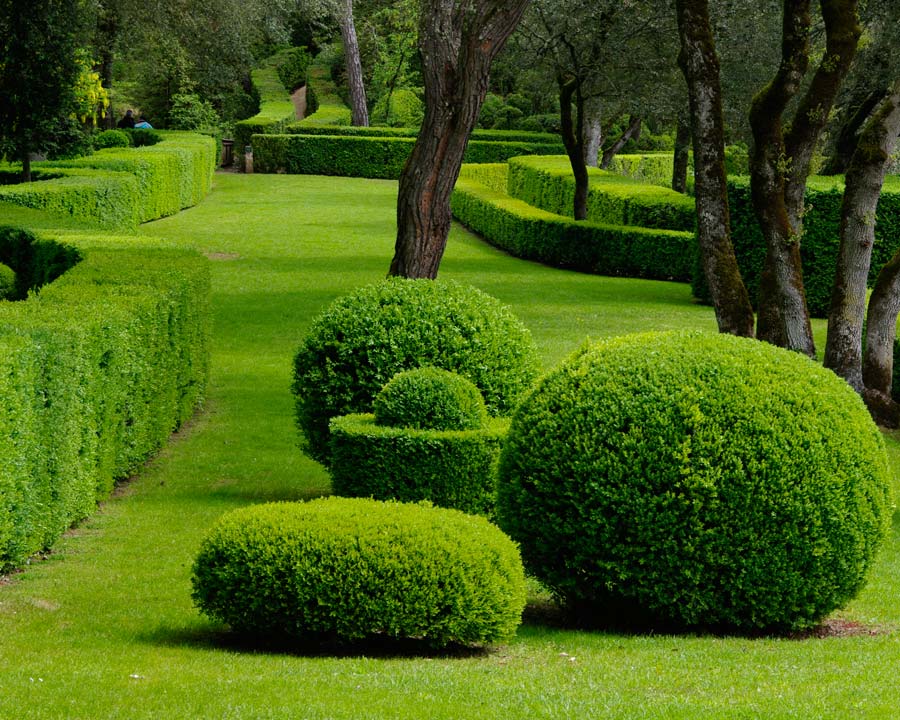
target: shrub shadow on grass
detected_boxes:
[140,623,493,660]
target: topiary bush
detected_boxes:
[0,263,15,300]
[292,278,540,464]
[373,367,488,431]
[191,497,527,647]
[496,331,893,632]
[93,129,131,150]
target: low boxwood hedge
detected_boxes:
[292,278,540,465]
[0,229,210,569]
[451,171,695,281]
[191,497,527,647]
[283,123,562,146]
[692,175,900,317]
[252,133,566,179]
[507,155,696,232]
[496,331,893,632]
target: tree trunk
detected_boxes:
[390,0,529,278]
[825,81,900,397]
[671,111,691,193]
[21,151,31,183]
[582,95,602,168]
[822,89,888,175]
[339,0,369,127]
[558,76,588,220]
[675,0,755,337]
[750,0,859,356]
[600,114,641,169]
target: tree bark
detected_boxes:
[339,0,369,127]
[558,76,589,220]
[582,95,602,168]
[825,81,900,397]
[21,151,31,184]
[390,0,529,278]
[675,0,755,337]
[822,89,888,176]
[600,114,641,169]
[749,0,859,356]
[671,111,691,193]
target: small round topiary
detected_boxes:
[93,129,131,150]
[191,497,527,646]
[0,263,16,300]
[374,367,488,431]
[293,278,540,464]
[496,331,893,632]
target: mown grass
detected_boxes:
[0,173,898,719]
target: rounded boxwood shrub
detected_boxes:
[374,366,488,431]
[191,497,527,646]
[93,129,131,150]
[292,278,540,464]
[496,331,893,632]
[0,263,15,300]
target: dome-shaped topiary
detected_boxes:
[496,331,893,632]
[292,278,540,464]
[93,129,131,150]
[191,497,527,646]
[374,367,488,431]
[0,263,16,300]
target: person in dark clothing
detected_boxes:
[117,109,135,129]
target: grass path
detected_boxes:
[1,174,899,718]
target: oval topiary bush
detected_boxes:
[93,129,131,150]
[374,366,488,431]
[496,331,893,632]
[0,263,16,300]
[191,497,527,646]
[292,278,540,464]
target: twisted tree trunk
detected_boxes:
[390,0,529,278]
[558,76,589,220]
[674,0,754,337]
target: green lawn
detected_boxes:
[1,173,898,719]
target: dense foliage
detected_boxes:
[292,278,540,464]
[191,497,527,646]
[373,367,488,431]
[496,331,893,631]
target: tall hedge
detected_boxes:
[233,51,299,154]
[507,156,696,232]
[0,230,210,569]
[692,175,900,317]
[451,172,695,281]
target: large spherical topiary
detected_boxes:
[496,331,893,632]
[374,367,488,431]
[191,497,527,646]
[292,278,540,464]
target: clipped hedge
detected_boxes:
[692,175,900,317]
[371,88,424,128]
[496,331,892,632]
[283,123,562,146]
[606,153,674,188]
[452,171,695,281]
[293,57,351,128]
[507,155,695,232]
[0,229,210,569]
[253,133,566,178]
[0,133,216,230]
[330,414,508,516]
[292,278,540,465]
[374,367,488,431]
[191,498,527,646]
[233,50,299,154]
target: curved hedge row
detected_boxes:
[0,230,210,569]
[252,134,566,178]
[451,169,695,282]
[507,156,695,232]
[191,498,527,647]
[233,50,300,155]
[292,56,351,128]
[0,132,216,230]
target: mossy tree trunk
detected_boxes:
[390,0,529,279]
[749,0,860,357]
[674,0,755,337]
[825,81,900,405]
[558,75,589,221]
[671,111,691,193]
